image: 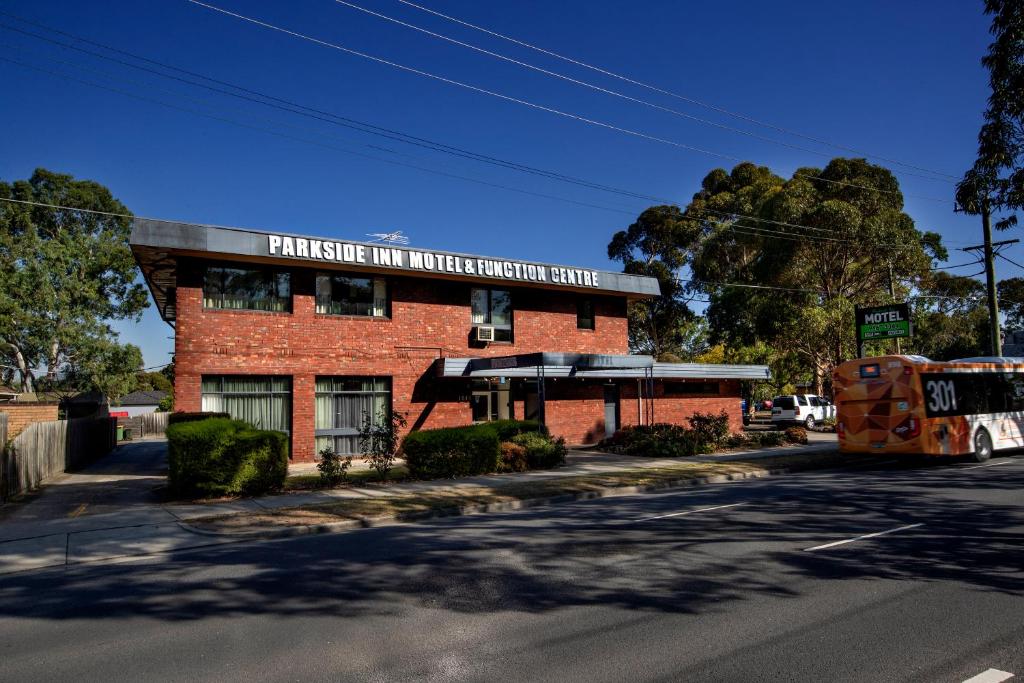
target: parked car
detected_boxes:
[770,394,835,429]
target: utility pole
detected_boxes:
[961,227,1018,357]
[982,204,1000,356]
[887,262,902,355]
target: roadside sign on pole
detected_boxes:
[856,303,912,353]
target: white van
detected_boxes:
[771,394,836,429]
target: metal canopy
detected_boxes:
[436,355,771,380]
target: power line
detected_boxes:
[0,54,642,216]
[930,260,984,271]
[333,0,955,185]
[997,252,1024,271]
[0,15,668,206]
[396,0,960,182]
[185,0,953,204]
[1,17,963,250]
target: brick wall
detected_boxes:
[0,404,60,439]
[174,261,629,460]
[621,380,745,435]
[172,260,747,459]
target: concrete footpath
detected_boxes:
[0,435,839,576]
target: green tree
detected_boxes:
[607,205,701,359]
[62,340,144,404]
[956,0,1023,229]
[684,159,944,393]
[998,277,1024,330]
[135,371,173,394]
[907,273,988,360]
[0,168,148,394]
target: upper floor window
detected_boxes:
[471,288,512,342]
[576,298,595,330]
[316,273,388,317]
[203,266,290,312]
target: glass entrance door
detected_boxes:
[471,378,512,422]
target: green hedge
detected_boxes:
[402,425,501,479]
[166,418,288,498]
[511,432,566,469]
[402,420,561,479]
[480,419,546,441]
[168,411,230,425]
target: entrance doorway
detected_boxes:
[603,384,620,438]
[471,378,512,422]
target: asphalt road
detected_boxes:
[0,454,1021,683]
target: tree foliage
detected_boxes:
[684,159,942,392]
[956,0,1023,229]
[607,205,701,359]
[907,273,988,360]
[0,168,148,395]
[610,159,964,393]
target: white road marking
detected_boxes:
[804,523,924,552]
[638,502,746,522]
[962,668,1014,683]
[963,460,1013,470]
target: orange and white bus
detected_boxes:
[833,355,1024,461]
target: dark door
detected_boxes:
[603,384,620,438]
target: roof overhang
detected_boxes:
[130,219,662,324]
[436,355,771,380]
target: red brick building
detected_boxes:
[131,220,769,461]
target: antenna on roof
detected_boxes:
[366,230,410,245]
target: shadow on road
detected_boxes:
[0,457,1020,623]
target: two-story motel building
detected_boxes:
[130,220,770,461]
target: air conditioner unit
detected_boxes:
[476,325,496,342]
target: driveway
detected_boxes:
[1,438,169,525]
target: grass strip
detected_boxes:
[192,450,856,533]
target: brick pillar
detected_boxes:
[176,373,201,412]
[292,373,316,461]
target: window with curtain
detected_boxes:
[200,376,291,433]
[203,266,290,312]
[315,273,388,317]
[470,287,512,342]
[314,377,391,456]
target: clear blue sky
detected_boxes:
[0,0,1006,368]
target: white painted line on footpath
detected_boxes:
[804,523,924,552]
[963,460,1013,470]
[638,502,746,522]
[962,668,1014,683]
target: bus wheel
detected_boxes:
[972,428,993,463]
[804,415,815,430]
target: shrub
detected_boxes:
[498,441,529,472]
[402,426,501,479]
[757,431,787,447]
[168,411,229,425]
[511,432,567,469]
[784,427,808,445]
[166,418,288,498]
[725,433,749,449]
[615,423,705,458]
[482,419,546,441]
[358,407,407,480]
[317,446,352,487]
[688,411,731,448]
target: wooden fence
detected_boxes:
[139,412,170,436]
[0,417,116,501]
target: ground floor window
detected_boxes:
[200,376,291,433]
[315,377,391,456]
[471,378,513,422]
